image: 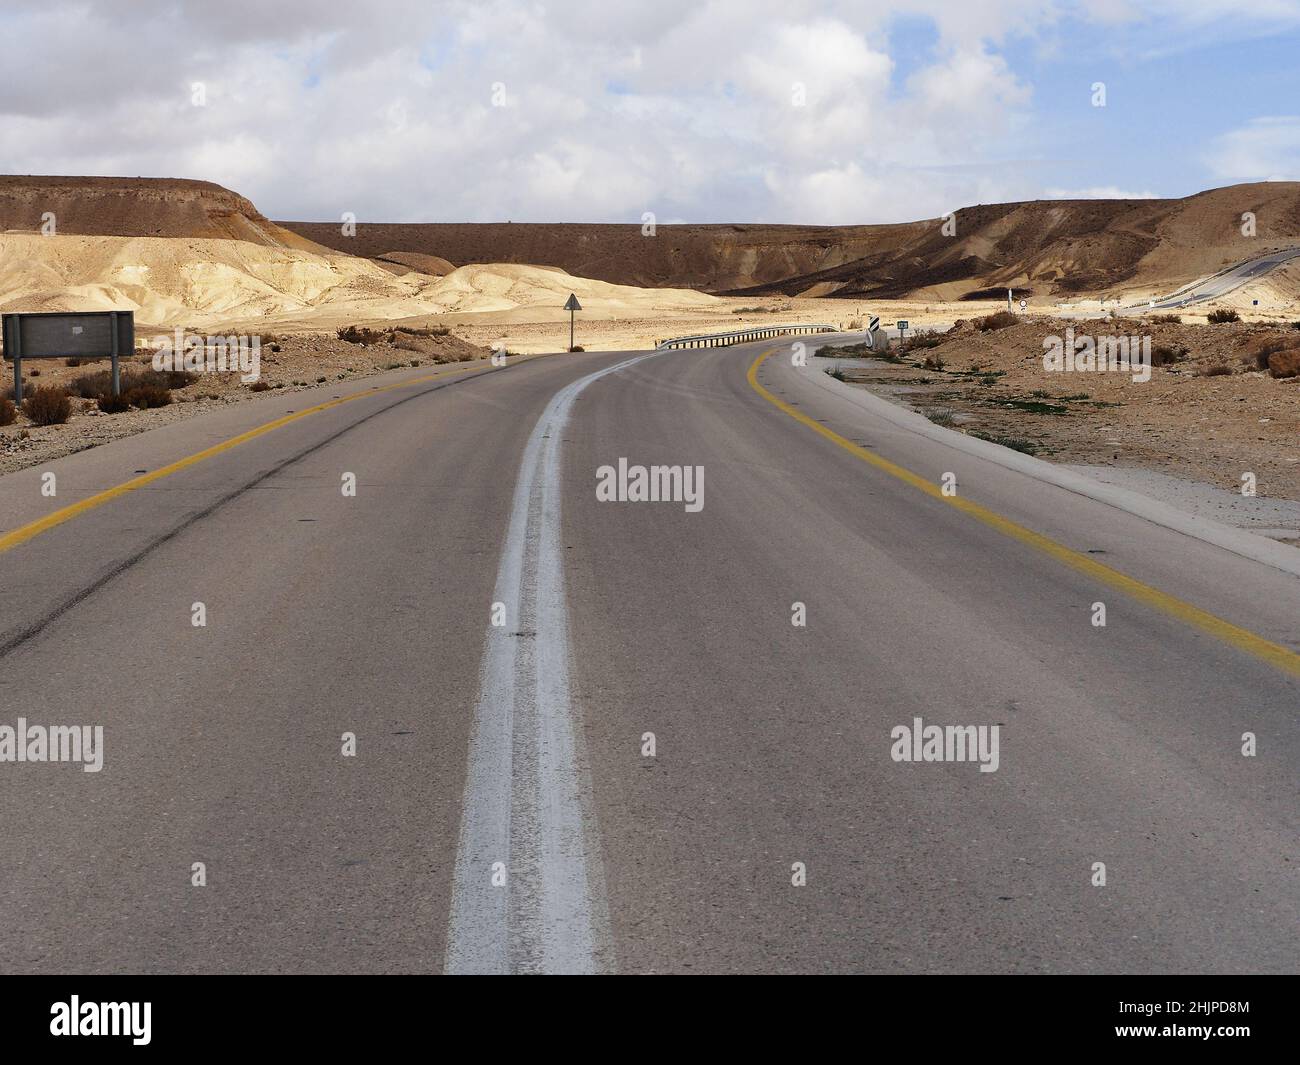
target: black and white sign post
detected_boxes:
[564,292,582,351]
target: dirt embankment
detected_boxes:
[824,315,1300,502]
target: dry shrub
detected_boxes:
[337,325,388,345]
[1200,364,1233,377]
[97,392,131,413]
[1206,308,1240,324]
[0,397,15,426]
[393,325,449,337]
[1150,343,1187,366]
[124,384,172,409]
[22,385,72,425]
[974,311,1018,331]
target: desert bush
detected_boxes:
[1149,314,1181,324]
[96,392,131,413]
[1200,364,1233,377]
[249,381,271,392]
[923,353,946,371]
[1150,343,1188,366]
[69,367,181,399]
[1268,350,1300,378]
[0,397,15,426]
[569,345,585,352]
[974,311,1018,331]
[22,385,72,425]
[337,325,388,345]
[124,384,171,409]
[1206,308,1240,324]
[393,325,450,337]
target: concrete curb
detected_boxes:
[796,355,1300,579]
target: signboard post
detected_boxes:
[897,319,910,339]
[563,293,582,351]
[2,311,134,404]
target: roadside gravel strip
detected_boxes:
[445,350,661,974]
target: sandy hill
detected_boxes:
[0,232,717,332]
[0,176,327,253]
[279,183,1300,301]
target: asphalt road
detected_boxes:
[0,344,1295,974]
[1148,246,1300,309]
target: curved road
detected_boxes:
[0,343,1295,973]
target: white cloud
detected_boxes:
[0,1,1291,223]
[1043,186,1159,199]
[1207,116,1300,182]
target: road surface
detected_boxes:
[0,343,1295,974]
[1148,247,1300,309]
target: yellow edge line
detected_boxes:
[747,348,1300,680]
[0,357,532,556]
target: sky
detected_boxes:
[2,0,1300,225]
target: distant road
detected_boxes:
[1146,246,1300,309]
[0,344,1296,974]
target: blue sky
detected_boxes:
[1,0,1299,223]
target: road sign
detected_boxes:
[563,293,582,350]
[1019,299,1027,311]
[897,319,909,335]
[2,310,133,403]
[868,315,880,332]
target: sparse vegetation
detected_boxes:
[1150,343,1188,367]
[926,409,956,427]
[974,311,1018,332]
[249,380,271,392]
[22,385,73,425]
[1200,364,1233,377]
[393,325,450,337]
[96,392,131,413]
[1206,308,1240,324]
[68,367,192,400]
[0,397,15,426]
[969,430,1038,454]
[337,325,387,345]
[923,354,945,371]
[124,383,171,409]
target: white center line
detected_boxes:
[445,350,663,974]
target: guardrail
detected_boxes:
[655,323,840,349]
